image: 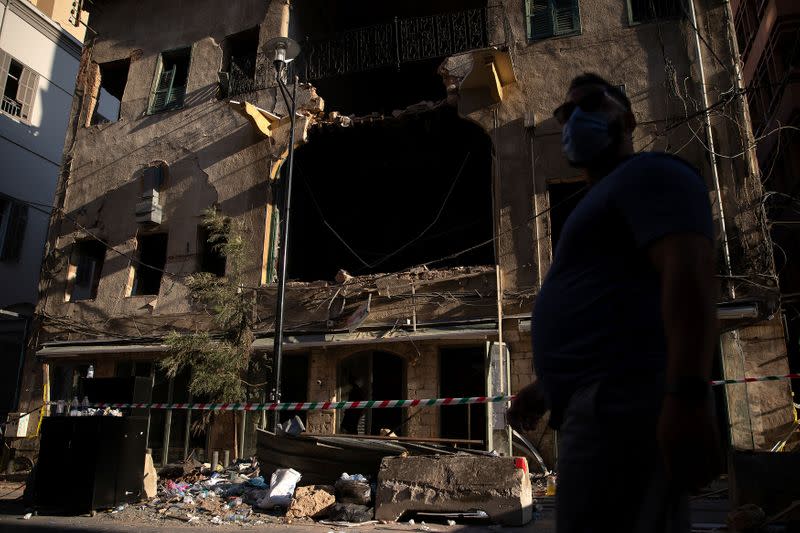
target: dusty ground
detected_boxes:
[0,475,734,533]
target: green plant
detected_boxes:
[161,208,267,402]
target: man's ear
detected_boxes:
[624,110,637,133]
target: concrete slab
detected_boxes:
[375,455,533,526]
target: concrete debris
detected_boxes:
[286,485,336,520]
[375,455,533,526]
[276,415,306,437]
[143,451,158,499]
[336,269,354,284]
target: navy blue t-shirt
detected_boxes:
[531,152,714,426]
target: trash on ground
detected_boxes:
[286,485,336,520]
[22,512,32,520]
[258,468,301,509]
[329,503,374,523]
[335,475,372,506]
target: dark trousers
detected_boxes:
[555,380,689,533]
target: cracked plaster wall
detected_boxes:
[20,0,795,451]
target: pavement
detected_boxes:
[0,479,733,533]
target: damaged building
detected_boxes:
[12,0,798,466]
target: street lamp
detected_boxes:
[263,35,300,431]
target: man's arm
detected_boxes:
[649,232,721,489]
[649,233,717,385]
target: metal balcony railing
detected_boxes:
[224,6,503,97]
[1,96,21,117]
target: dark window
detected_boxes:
[0,51,38,122]
[92,58,130,124]
[547,181,587,253]
[526,0,580,41]
[142,163,166,193]
[0,197,28,262]
[221,26,259,97]
[197,225,226,276]
[440,347,486,448]
[132,233,168,296]
[68,240,106,301]
[628,0,683,24]
[746,21,800,135]
[149,48,190,114]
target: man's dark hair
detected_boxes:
[569,73,632,111]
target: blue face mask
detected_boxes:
[561,107,612,167]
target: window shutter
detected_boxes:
[554,0,579,35]
[166,83,186,108]
[0,51,10,99]
[152,66,175,112]
[17,68,39,122]
[529,0,554,39]
[1,202,27,262]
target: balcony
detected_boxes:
[224,6,500,98]
[1,96,21,118]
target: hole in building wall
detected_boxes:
[66,239,106,301]
[197,226,226,277]
[92,58,130,124]
[291,0,486,115]
[131,233,168,296]
[287,107,493,282]
[338,351,404,436]
[439,346,486,447]
[220,26,259,97]
[278,354,309,425]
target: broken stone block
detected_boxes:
[286,485,336,520]
[375,455,533,526]
[143,451,158,499]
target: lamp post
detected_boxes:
[263,35,301,431]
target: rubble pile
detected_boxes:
[105,459,379,526]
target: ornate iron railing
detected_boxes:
[223,6,502,97]
[298,7,496,81]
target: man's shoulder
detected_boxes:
[619,151,701,176]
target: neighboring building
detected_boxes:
[0,0,81,422]
[731,0,800,406]
[28,0,89,42]
[14,0,797,464]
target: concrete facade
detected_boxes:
[730,0,800,448]
[0,0,81,421]
[13,0,797,465]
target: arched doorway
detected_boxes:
[337,350,405,435]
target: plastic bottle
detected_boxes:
[55,399,65,416]
[69,396,80,416]
[86,365,94,379]
[81,396,90,414]
[546,474,557,496]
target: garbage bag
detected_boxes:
[328,503,374,523]
[335,478,372,505]
[257,468,301,509]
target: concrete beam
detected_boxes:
[375,455,533,526]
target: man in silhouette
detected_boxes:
[508,73,720,532]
